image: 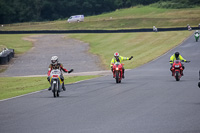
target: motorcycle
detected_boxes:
[170,60,190,81]
[112,62,124,83]
[49,69,63,97]
[194,33,199,42]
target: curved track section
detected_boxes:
[0,34,200,133]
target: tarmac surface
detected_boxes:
[0,33,200,133]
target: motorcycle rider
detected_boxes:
[153,26,158,32]
[194,30,199,35]
[187,24,192,31]
[170,52,187,76]
[47,56,73,91]
[110,52,133,78]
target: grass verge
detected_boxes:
[68,31,193,69]
[0,75,99,100]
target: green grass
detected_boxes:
[0,34,32,54]
[2,6,200,31]
[68,31,192,69]
[0,75,99,100]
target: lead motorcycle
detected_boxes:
[49,69,64,97]
[112,62,124,83]
[170,60,190,81]
[194,33,199,42]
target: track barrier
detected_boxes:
[0,27,199,34]
[0,48,14,65]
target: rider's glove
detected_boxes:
[129,56,133,60]
[68,69,73,73]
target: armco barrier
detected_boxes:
[0,27,199,34]
[0,49,14,65]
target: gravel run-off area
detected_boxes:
[0,34,105,77]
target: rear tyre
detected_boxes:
[175,71,180,81]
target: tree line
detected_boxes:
[0,0,199,24]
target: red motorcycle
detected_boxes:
[112,62,124,83]
[171,60,190,81]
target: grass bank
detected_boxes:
[0,75,99,100]
[1,6,200,31]
[0,34,32,54]
[68,31,192,69]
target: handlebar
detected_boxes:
[169,60,190,63]
[185,61,190,63]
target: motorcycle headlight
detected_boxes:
[116,67,119,70]
[175,65,180,68]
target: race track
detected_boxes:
[0,33,200,133]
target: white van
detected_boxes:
[67,15,84,23]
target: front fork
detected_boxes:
[171,67,183,76]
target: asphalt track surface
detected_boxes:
[0,34,200,133]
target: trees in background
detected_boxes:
[0,0,199,24]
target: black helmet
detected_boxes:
[175,52,179,58]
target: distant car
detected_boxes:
[67,15,84,23]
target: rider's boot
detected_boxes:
[62,83,66,91]
[170,67,173,76]
[48,87,51,91]
[181,71,184,76]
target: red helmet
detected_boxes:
[114,52,119,57]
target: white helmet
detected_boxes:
[196,30,199,32]
[114,52,119,57]
[51,56,58,64]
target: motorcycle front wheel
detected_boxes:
[52,84,56,97]
[175,71,180,81]
[116,71,119,83]
[56,82,59,97]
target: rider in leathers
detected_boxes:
[47,56,73,91]
[170,52,187,76]
[110,52,133,78]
